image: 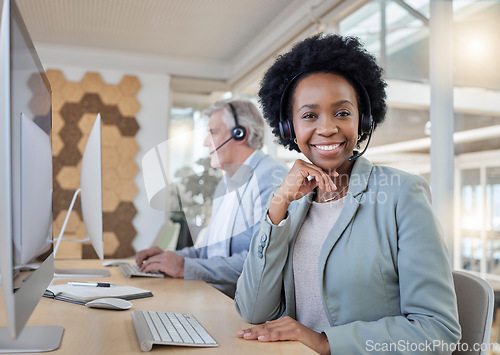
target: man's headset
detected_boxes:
[278,72,374,162]
[209,102,247,155]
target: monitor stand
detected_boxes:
[0,326,63,353]
[14,264,110,278]
[53,268,110,278]
[52,189,109,278]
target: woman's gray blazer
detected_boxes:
[235,156,461,354]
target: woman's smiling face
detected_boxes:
[292,72,359,175]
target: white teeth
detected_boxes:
[315,144,341,151]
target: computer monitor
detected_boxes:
[49,113,109,278]
[79,113,104,259]
[53,113,106,265]
[0,0,63,351]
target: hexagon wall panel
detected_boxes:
[46,69,141,259]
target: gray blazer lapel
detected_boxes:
[289,192,315,233]
[318,157,373,277]
[283,192,314,317]
[318,194,360,272]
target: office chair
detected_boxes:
[452,270,494,355]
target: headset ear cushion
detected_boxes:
[360,113,373,135]
[232,126,247,141]
[279,120,292,141]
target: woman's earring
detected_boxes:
[294,138,298,144]
[355,135,362,149]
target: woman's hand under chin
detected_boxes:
[268,159,338,225]
[237,316,331,355]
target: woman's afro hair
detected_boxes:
[258,33,387,152]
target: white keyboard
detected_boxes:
[131,310,218,351]
[119,263,164,278]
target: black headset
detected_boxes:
[278,72,374,162]
[228,102,247,141]
[209,102,247,155]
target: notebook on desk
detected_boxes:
[44,284,153,305]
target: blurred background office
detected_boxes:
[12,0,500,286]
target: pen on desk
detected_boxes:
[68,282,115,287]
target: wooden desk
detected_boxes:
[1,259,314,354]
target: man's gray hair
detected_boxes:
[204,99,265,150]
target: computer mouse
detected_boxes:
[101,259,131,267]
[85,298,132,310]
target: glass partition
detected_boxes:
[455,153,500,278]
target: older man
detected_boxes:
[136,99,288,298]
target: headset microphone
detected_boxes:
[209,136,233,155]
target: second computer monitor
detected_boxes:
[53,113,104,262]
[80,113,104,259]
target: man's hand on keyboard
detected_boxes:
[135,246,163,267]
[140,250,185,278]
